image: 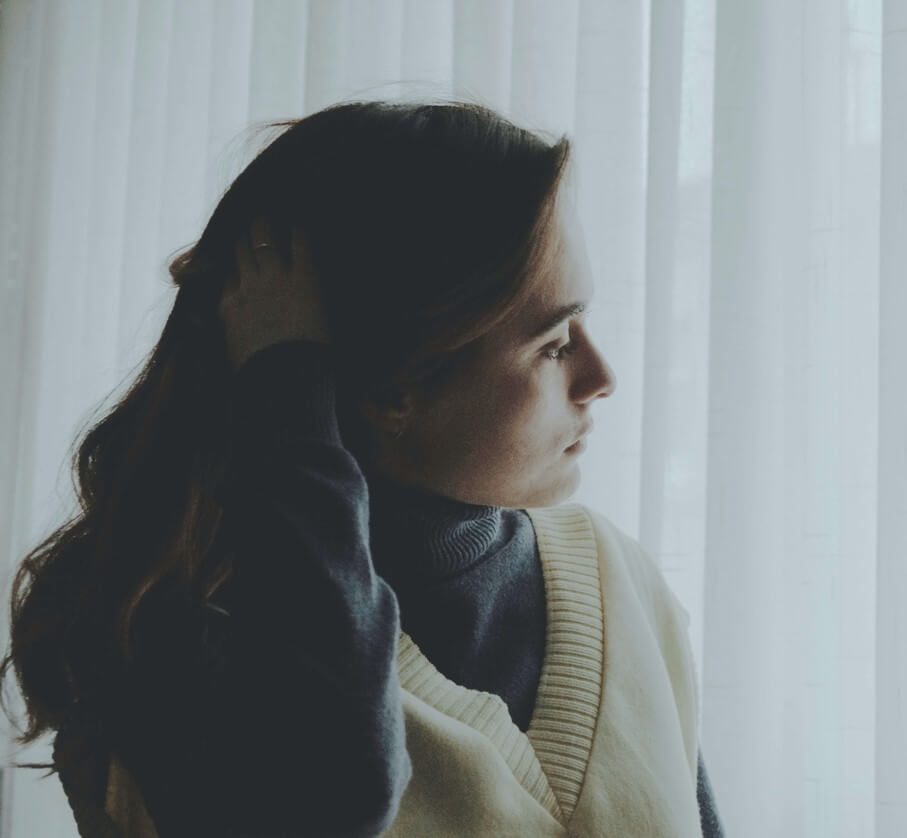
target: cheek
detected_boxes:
[479,371,554,449]
[429,358,561,461]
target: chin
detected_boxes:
[518,464,582,509]
[440,456,582,509]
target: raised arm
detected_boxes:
[113,340,411,837]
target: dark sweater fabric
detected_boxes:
[365,467,548,732]
[62,339,724,837]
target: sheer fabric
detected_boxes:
[1,1,903,836]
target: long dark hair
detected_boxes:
[1,98,571,760]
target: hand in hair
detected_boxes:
[219,217,331,370]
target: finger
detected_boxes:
[233,235,256,293]
[290,225,303,260]
[250,216,289,272]
[290,226,311,274]
[249,217,272,270]
[249,216,272,249]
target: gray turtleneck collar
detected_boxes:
[363,466,507,585]
[360,462,547,732]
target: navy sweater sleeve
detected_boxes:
[697,750,726,837]
[115,340,411,838]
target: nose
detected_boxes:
[574,339,616,404]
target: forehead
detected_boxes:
[503,202,596,341]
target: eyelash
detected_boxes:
[544,339,578,362]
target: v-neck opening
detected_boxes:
[396,503,603,824]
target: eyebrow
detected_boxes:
[525,302,588,342]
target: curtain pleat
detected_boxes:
[570,0,649,535]
[0,1,903,835]
[640,0,714,703]
[453,0,513,110]
[877,1,907,834]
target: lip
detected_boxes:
[565,438,587,454]
[565,421,594,452]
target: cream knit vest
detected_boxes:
[103,503,703,837]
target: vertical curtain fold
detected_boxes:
[877,0,907,834]
[0,1,902,836]
[569,0,649,534]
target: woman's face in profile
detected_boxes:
[381,200,616,509]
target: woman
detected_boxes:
[2,99,724,836]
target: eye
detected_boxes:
[544,339,578,362]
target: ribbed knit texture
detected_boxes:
[385,502,706,837]
[363,465,548,733]
[395,504,602,823]
[366,467,504,579]
[524,505,602,820]
[53,340,724,837]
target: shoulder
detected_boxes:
[530,502,691,631]
[529,503,701,763]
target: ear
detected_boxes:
[359,386,416,437]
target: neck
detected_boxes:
[363,464,504,587]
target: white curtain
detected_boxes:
[1,1,904,836]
